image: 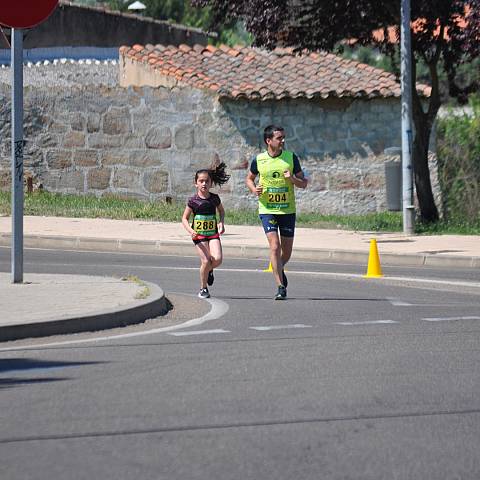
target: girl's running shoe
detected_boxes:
[198,288,210,299]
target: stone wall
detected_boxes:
[0,64,439,214]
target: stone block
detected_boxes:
[167,151,191,169]
[131,104,152,135]
[197,112,214,126]
[145,126,171,149]
[74,150,98,167]
[346,138,368,156]
[103,107,131,135]
[174,124,194,150]
[363,173,384,189]
[123,135,146,149]
[70,113,85,131]
[308,172,328,192]
[88,133,122,149]
[230,158,249,170]
[295,126,313,141]
[194,125,206,148]
[189,150,217,170]
[112,168,141,189]
[36,133,59,148]
[87,167,111,190]
[0,169,11,190]
[87,113,101,133]
[101,151,129,166]
[63,131,86,148]
[129,150,165,168]
[44,170,84,191]
[49,123,69,134]
[46,150,72,169]
[330,172,361,190]
[24,150,44,169]
[144,170,169,193]
[171,170,196,195]
[342,191,378,214]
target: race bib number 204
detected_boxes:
[266,187,289,209]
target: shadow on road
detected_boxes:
[0,357,105,389]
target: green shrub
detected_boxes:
[436,95,480,223]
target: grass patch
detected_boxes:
[1,190,479,234]
[415,218,480,235]
[296,211,403,232]
[121,275,151,300]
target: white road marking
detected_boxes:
[0,297,230,351]
[387,297,413,306]
[250,324,312,331]
[422,316,480,322]
[335,320,398,326]
[168,329,229,336]
[16,260,480,290]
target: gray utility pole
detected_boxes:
[400,0,415,234]
[11,28,24,283]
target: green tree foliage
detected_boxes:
[341,45,480,105]
[436,95,480,221]
[82,0,251,45]
[192,0,480,223]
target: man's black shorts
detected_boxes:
[259,213,296,237]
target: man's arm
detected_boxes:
[283,169,307,189]
[246,171,263,196]
[284,154,307,189]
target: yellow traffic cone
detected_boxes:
[263,262,287,272]
[364,239,383,278]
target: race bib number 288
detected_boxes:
[193,214,217,236]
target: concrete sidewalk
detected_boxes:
[1,216,479,267]
[0,271,169,342]
[1,215,479,342]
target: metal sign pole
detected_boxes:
[401,0,415,234]
[11,28,24,283]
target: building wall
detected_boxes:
[0,65,440,214]
[2,2,212,50]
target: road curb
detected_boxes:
[0,280,170,342]
[1,233,479,269]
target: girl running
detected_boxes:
[182,158,230,298]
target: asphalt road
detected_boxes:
[1,247,480,479]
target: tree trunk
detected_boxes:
[411,118,439,223]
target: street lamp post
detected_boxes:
[0,0,59,283]
[11,28,24,283]
[400,0,415,234]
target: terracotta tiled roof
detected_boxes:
[120,43,431,100]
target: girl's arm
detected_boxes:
[182,206,197,238]
[217,203,225,234]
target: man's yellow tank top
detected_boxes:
[256,150,296,214]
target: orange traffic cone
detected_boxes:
[364,239,383,278]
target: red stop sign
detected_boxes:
[0,0,59,29]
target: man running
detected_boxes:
[246,125,307,300]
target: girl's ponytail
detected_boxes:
[209,153,230,187]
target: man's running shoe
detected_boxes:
[282,269,288,288]
[207,270,214,286]
[275,285,287,300]
[198,288,210,299]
